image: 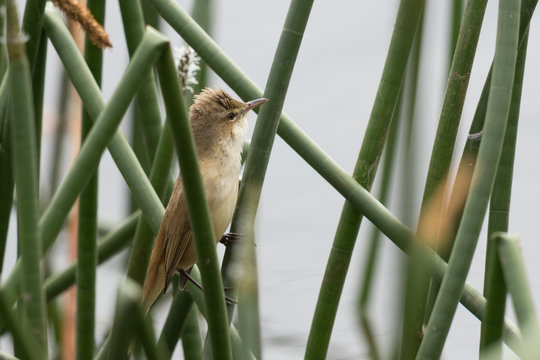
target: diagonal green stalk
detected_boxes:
[141,3,523,353]
[495,234,540,347]
[416,0,521,357]
[306,1,423,358]
[76,1,105,358]
[480,30,528,358]
[6,0,47,351]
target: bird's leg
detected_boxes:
[180,269,237,305]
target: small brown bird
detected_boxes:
[142,88,268,310]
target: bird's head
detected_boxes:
[190,88,268,145]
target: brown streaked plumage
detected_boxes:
[142,88,268,310]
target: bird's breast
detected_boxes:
[200,152,241,241]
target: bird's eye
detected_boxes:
[227,112,235,120]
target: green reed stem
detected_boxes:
[0,290,43,360]
[495,234,540,348]
[21,0,45,72]
[44,211,140,301]
[154,44,232,360]
[119,0,162,163]
[480,30,528,358]
[136,310,168,360]
[157,291,195,358]
[417,0,521,357]
[31,28,46,164]
[397,7,425,358]
[357,92,401,360]
[181,307,203,360]
[6,0,47,350]
[190,0,212,98]
[184,267,256,360]
[107,282,141,360]
[126,122,175,286]
[222,1,314,358]
[420,0,487,252]
[0,93,12,274]
[76,1,105,358]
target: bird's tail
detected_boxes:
[142,229,166,313]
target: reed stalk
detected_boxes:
[417,0,521,356]
[480,30,528,358]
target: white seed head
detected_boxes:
[174,45,201,93]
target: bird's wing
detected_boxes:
[162,180,193,287]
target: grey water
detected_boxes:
[3,1,540,359]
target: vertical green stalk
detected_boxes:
[480,31,528,357]
[225,1,314,358]
[107,283,140,360]
[0,290,43,360]
[21,0,46,72]
[76,1,105,359]
[31,29,47,165]
[448,0,464,73]
[155,45,232,360]
[403,1,487,356]
[181,308,203,360]
[357,92,401,360]
[0,90,12,273]
[306,1,423,358]
[119,0,162,162]
[157,292,194,358]
[417,0,520,357]
[189,0,212,99]
[495,234,540,347]
[419,0,487,246]
[141,0,160,28]
[6,0,47,351]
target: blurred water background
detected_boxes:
[3,1,540,359]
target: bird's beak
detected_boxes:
[242,98,269,115]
